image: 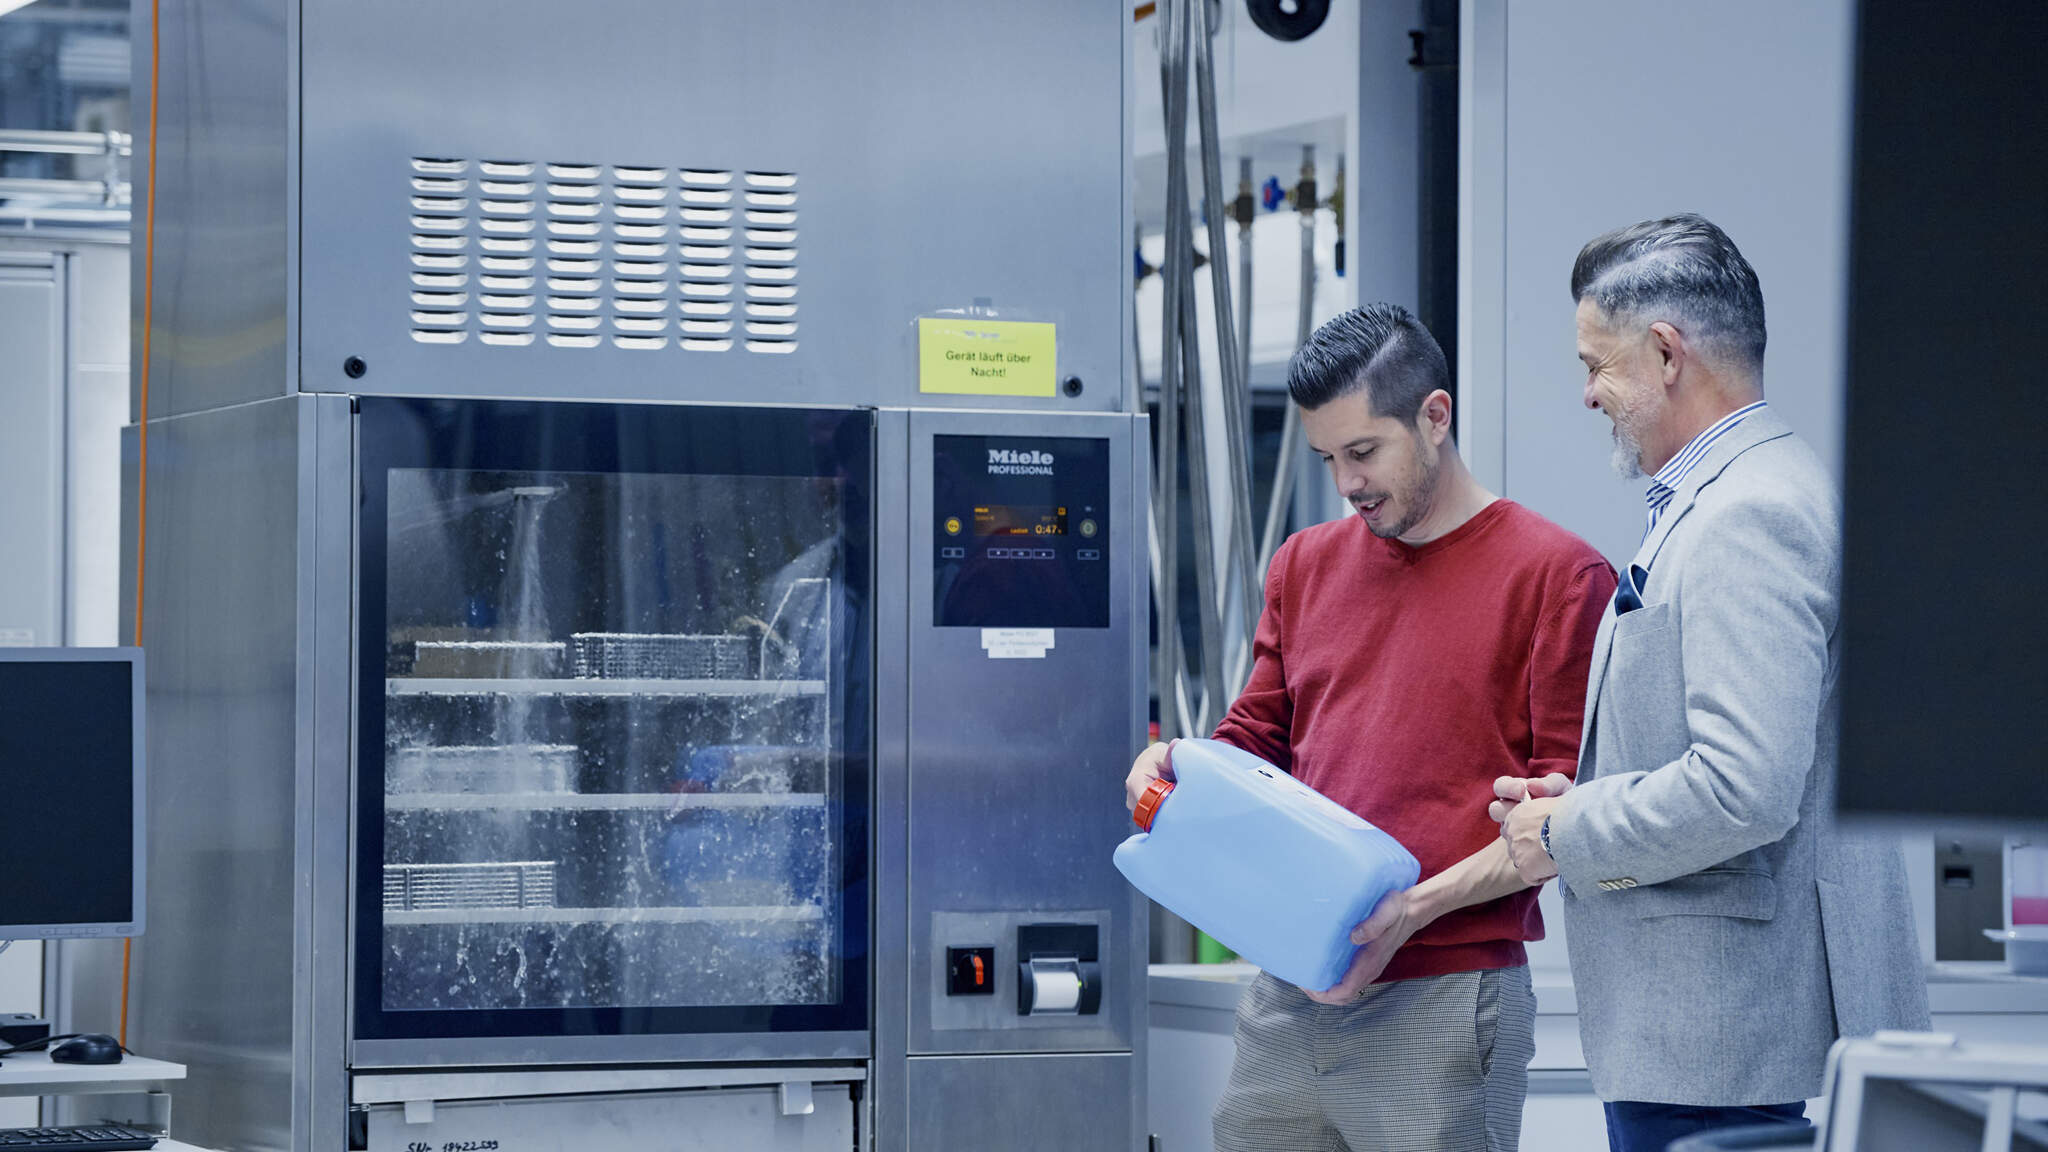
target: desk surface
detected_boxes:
[0,1051,186,1098]
[1151,960,2048,1015]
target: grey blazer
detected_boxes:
[1551,407,1929,1106]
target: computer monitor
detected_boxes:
[0,648,144,939]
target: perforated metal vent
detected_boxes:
[408,157,798,353]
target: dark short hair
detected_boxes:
[1285,302,1449,421]
[1571,213,1767,374]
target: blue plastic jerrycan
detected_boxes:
[1114,738,1420,991]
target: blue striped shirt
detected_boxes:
[1644,400,1768,537]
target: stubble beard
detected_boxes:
[1367,449,1440,540]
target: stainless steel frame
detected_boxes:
[122,394,354,1148]
[127,0,1143,1147]
[867,408,1149,1150]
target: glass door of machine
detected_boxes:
[353,397,870,1045]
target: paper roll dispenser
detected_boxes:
[1016,923,1102,1016]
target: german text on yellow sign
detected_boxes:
[918,318,1057,397]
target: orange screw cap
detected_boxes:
[1133,778,1175,831]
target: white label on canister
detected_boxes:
[981,628,1053,659]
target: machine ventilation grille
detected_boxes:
[408,157,798,353]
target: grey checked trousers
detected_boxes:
[1212,965,1536,1152]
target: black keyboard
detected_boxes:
[0,1126,158,1151]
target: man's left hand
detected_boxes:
[1302,887,1420,1005]
[1501,796,1562,884]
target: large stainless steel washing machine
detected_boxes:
[123,2,1145,1148]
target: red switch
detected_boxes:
[946,947,996,996]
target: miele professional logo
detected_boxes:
[987,448,1055,476]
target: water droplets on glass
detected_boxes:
[381,466,845,1012]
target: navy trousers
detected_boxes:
[1603,1099,1810,1152]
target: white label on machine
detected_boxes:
[981,628,1053,659]
[0,628,33,647]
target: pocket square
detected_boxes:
[1615,563,1651,615]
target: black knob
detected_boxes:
[1062,375,1084,397]
[343,356,367,379]
[1246,0,1329,42]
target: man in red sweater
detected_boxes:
[1125,303,1613,1152]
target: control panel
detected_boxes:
[931,434,1110,629]
[904,410,1141,1067]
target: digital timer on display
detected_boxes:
[972,505,1068,537]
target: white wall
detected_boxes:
[1459,0,1857,566]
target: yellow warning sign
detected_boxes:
[918,317,1057,397]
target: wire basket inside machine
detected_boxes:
[383,861,559,912]
[386,744,578,793]
[569,632,755,679]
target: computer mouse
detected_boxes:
[49,1033,123,1065]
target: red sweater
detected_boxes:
[1213,499,1615,982]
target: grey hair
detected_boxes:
[1570,213,1766,376]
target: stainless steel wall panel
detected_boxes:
[130,0,292,419]
[124,396,311,1151]
[304,398,354,1149]
[297,0,1123,411]
[362,1082,855,1152]
[904,1053,1138,1152]
[1124,414,1151,1098]
[903,410,1143,1058]
[870,407,913,1150]
[352,1063,866,1105]
[351,1031,869,1070]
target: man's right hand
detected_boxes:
[1487,771,1573,825]
[1124,740,1176,814]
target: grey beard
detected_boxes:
[1610,421,1645,480]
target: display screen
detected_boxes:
[974,504,1068,538]
[0,658,136,930]
[932,434,1110,629]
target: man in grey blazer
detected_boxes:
[1489,214,1930,1152]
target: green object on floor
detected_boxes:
[1195,930,1238,964]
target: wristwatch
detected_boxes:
[1539,814,1554,861]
